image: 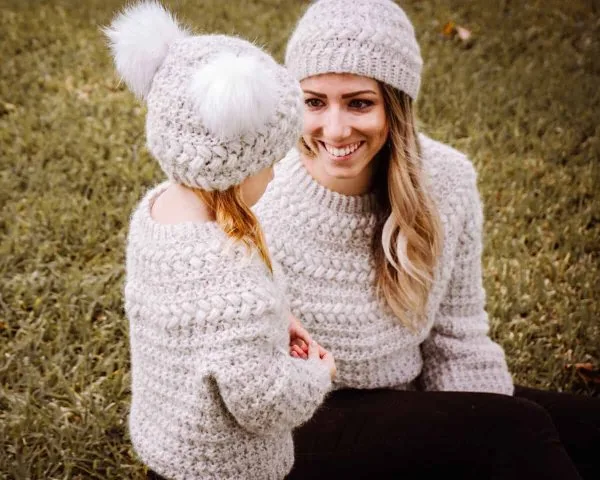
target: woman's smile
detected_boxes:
[319,140,365,160]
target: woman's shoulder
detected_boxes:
[419,133,476,182]
[418,133,479,205]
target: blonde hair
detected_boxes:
[298,83,443,329]
[374,84,443,329]
[194,187,273,273]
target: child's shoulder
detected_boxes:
[127,183,280,290]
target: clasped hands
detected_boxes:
[288,313,337,379]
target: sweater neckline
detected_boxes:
[286,150,378,215]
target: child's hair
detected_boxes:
[194,187,273,273]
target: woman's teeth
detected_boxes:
[323,142,361,157]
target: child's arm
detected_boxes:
[208,310,332,435]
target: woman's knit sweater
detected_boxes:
[124,183,332,480]
[255,135,514,395]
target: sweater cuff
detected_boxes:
[308,357,333,391]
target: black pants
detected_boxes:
[148,386,600,480]
[286,386,599,480]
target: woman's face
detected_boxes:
[300,73,388,194]
[240,165,274,207]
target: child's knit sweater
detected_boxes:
[255,135,514,395]
[124,183,332,480]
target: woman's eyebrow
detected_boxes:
[302,89,377,98]
[303,90,327,98]
[341,90,377,98]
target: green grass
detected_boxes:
[1,0,599,477]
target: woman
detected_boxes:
[256,0,599,478]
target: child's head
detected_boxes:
[104,1,302,190]
[105,1,302,270]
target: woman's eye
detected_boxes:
[304,98,324,108]
[349,99,373,109]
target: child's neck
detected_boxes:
[151,183,215,224]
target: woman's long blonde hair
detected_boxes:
[194,186,273,273]
[299,83,442,329]
[374,84,443,329]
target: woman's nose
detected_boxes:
[322,107,351,141]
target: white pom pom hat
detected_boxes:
[104,1,303,191]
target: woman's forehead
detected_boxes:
[300,73,381,95]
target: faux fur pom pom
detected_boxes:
[103,1,189,100]
[189,52,279,139]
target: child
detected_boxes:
[104,2,336,479]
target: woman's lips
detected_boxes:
[319,140,364,160]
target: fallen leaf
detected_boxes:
[566,363,600,384]
[442,21,456,38]
[441,21,474,48]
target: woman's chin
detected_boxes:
[321,160,364,181]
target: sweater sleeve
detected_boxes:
[210,303,332,435]
[420,168,514,395]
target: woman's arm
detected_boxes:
[420,166,514,395]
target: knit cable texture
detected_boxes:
[146,36,303,191]
[255,135,514,395]
[124,183,332,479]
[285,0,422,99]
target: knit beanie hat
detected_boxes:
[285,0,422,100]
[104,1,303,191]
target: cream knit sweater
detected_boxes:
[255,135,514,395]
[124,183,332,480]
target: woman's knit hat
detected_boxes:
[285,0,422,100]
[104,1,303,191]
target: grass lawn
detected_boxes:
[1,0,598,477]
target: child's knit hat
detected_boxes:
[285,0,422,100]
[104,1,303,191]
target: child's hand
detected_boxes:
[291,340,328,358]
[290,339,309,359]
[289,313,329,360]
[289,313,311,359]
